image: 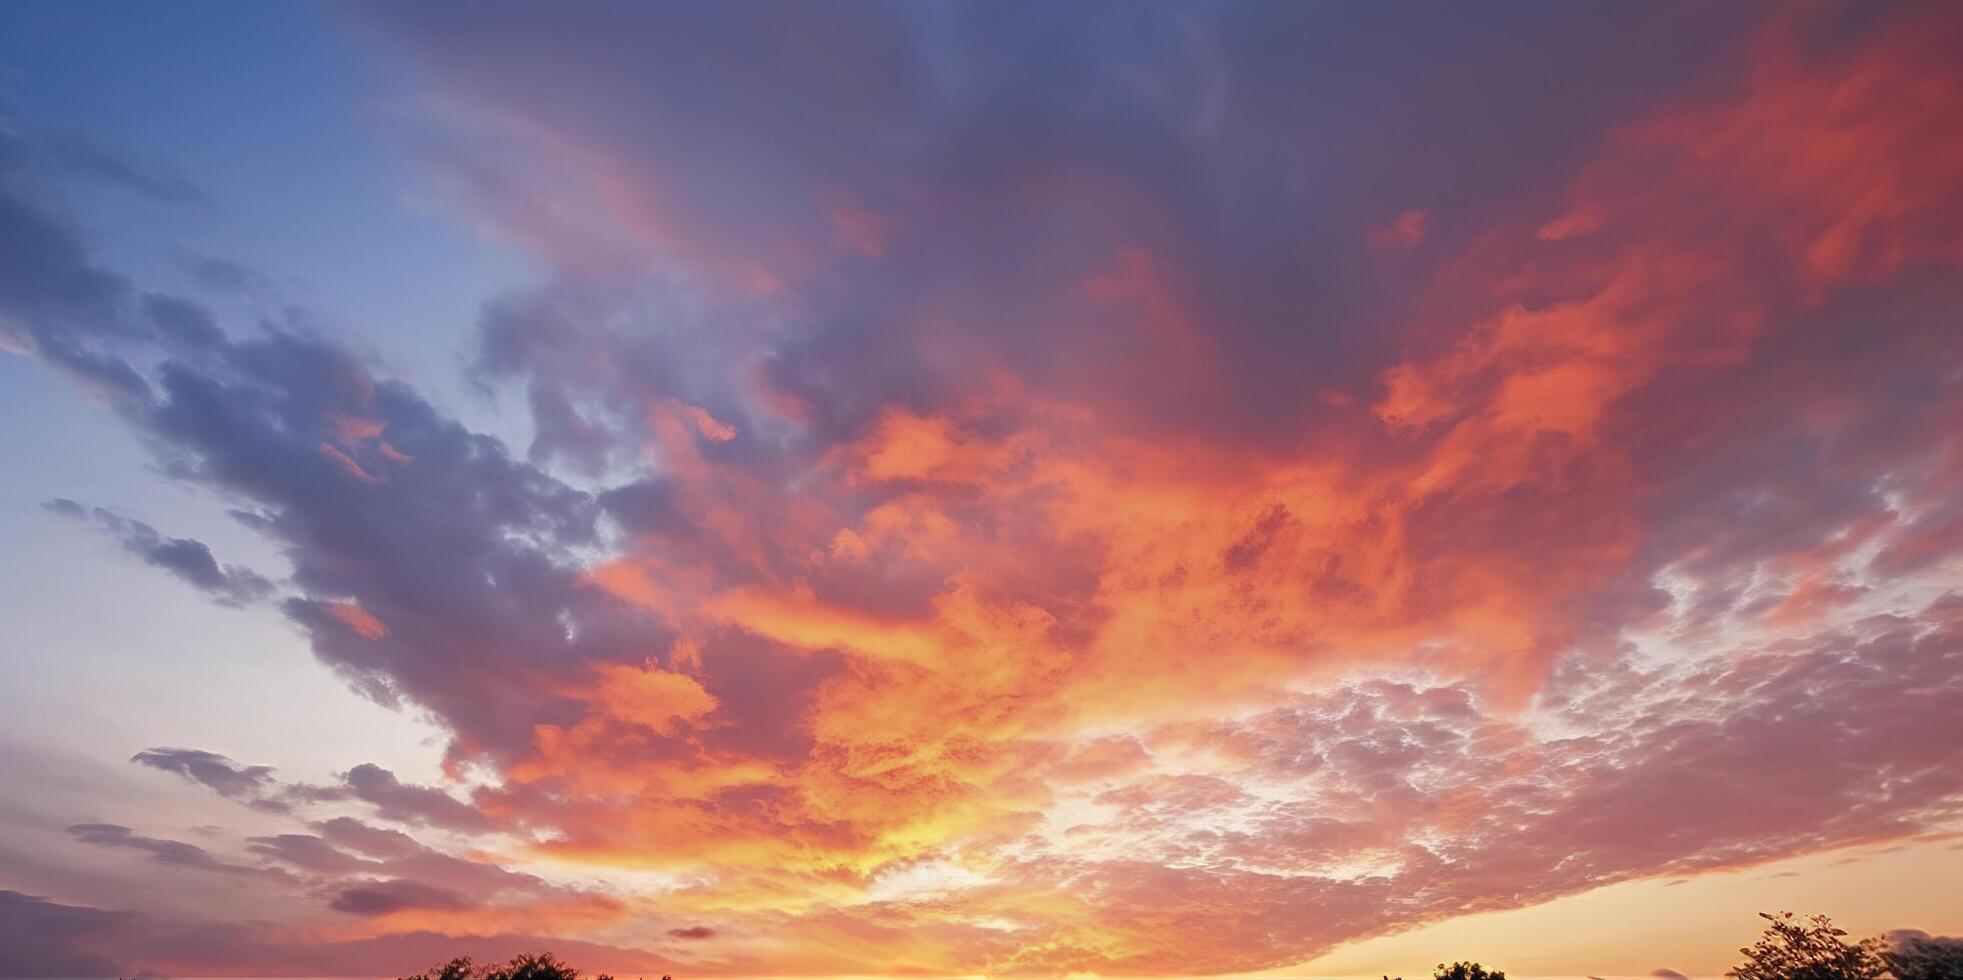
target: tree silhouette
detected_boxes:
[1433,962,1507,980]
[1376,960,1507,980]
[400,952,615,980]
[1884,931,1963,980]
[401,955,477,980]
[1727,912,1887,980]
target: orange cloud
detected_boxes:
[68,5,1962,975]
[327,600,390,640]
[488,11,1963,955]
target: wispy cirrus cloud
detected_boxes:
[46,505,276,607]
[65,823,296,882]
[130,748,286,809]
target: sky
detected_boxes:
[0,1,1960,976]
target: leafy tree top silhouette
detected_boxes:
[1379,960,1509,980]
[400,952,619,980]
[1433,961,1507,980]
[1727,912,1887,980]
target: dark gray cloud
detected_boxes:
[141,292,227,349]
[132,322,643,759]
[49,504,276,606]
[3,124,651,765]
[309,816,423,859]
[248,826,546,905]
[328,878,471,916]
[136,749,499,836]
[0,891,686,977]
[131,747,284,805]
[0,890,129,978]
[0,129,145,398]
[39,131,211,208]
[354,0,1761,462]
[336,764,495,833]
[65,823,292,882]
[245,834,380,875]
[179,253,273,294]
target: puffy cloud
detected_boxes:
[335,764,496,833]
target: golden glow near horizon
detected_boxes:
[1283,840,1963,980]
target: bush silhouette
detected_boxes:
[1433,962,1506,980]
[1727,912,1887,980]
[1379,960,1509,980]
[400,952,626,980]
[1884,931,1963,980]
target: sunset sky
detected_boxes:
[2,2,1962,976]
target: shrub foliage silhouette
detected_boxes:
[1884,931,1963,980]
[1727,912,1888,980]
[400,952,621,980]
[1381,960,1509,980]
[1434,962,1507,980]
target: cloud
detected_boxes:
[1369,208,1431,251]
[311,816,425,859]
[0,891,683,978]
[65,823,293,882]
[140,750,498,836]
[178,253,274,294]
[140,292,226,349]
[330,879,473,917]
[37,131,211,208]
[46,506,276,606]
[246,834,381,874]
[0,891,129,978]
[131,747,289,811]
[0,128,146,397]
[336,764,495,833]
